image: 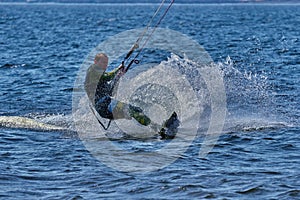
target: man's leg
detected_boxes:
[128,105,151,126]
[96,96,151,126]
[95,97,179,138]
[95,96,114,119]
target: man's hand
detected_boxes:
[119,62,125,71]
[117,62,126,77]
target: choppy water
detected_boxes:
[0,3,299,199]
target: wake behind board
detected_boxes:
[0,116,65,132]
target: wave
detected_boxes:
[224,117,290,134]
[0,63,26,69]
[0,115,69,132]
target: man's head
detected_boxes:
[94,53,108,70]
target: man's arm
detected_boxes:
[102,63,125,81]
[84,64,104,105]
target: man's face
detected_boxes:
[95,56,108,70]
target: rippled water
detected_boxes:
[0,3,299,199]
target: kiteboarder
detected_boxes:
[84,53,180,139]
[84,0,178,138]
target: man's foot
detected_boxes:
[159,112,180,139]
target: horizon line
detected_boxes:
[1,1,300,5]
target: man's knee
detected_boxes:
[110,101,132,119]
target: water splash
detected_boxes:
[217,56,291,132]
[0,55,289,135]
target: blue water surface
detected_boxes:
[0,3,299,199]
